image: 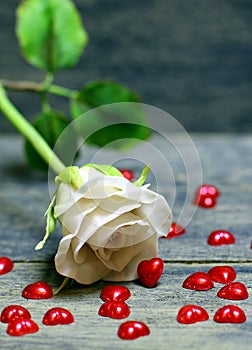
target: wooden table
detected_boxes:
[0,133,252,349]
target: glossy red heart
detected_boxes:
[98,301,130,319]
[162,222,186,239]
[1,305,31,323]
[42,307,74,325]
[137,258,164,288]
[118,320,150,340]
[207,230,235,246]
[177,305,209,324]
[182,272,214,291]
[100,285,131,302]
[217,282,248,300]
[7,318,39,336]
[0,256,14,275]
[208,266,236,284]
[119,169,134,181]
[193,184,220,208]
[22,281,53,299]
[214,305,246,323]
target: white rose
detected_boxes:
[53,165,172,284]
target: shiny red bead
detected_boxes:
[207,230,236,246]
[177,305,209,324]
[162,222,186,239]
[1,305,31,323]
[7,318,39,336]
[119,169,134,181]
[217,282,249,300]
[193,184,220,208]
[214,305,246,323]
[208,266,236,284]
[0,256,14,275]
[42,307,74,325]
[98,301,130,319]
[22,281,53,299]
[118,321,150,340]
[100,285,131,302]
[137,258,164,288]
[182,272,214,291]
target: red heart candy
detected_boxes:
[100,285,131,302]
[42,307,74,325]
[1,305,31,323]
[118,321,150,340]
[119,169,134,181]
[214,305,246,323]
[177,305,209,324]
[137,258,164,288]
[0,257,14,275]
[22,281,53,299]
[182,272,214,291]
[7,318,39,336]
[162,222,186,239]
[193,184,220,208]
[208,266,236,284]
[98,301,130,319]
[217,282,248,300]
[207,230,235,246]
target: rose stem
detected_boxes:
[0,84,66,174]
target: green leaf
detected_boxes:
[132,163,150,186]
[82,163,124,177]
[16,0,88,72]
[35,195,56,250]
[24,110,76,170]
[70,80,151,148]
[55,166,84,190]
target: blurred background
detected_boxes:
[0,0,252,133]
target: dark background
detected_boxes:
[0,0,252,133]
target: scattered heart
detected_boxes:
[137,257,164,288]
[214,305,246,323]
[98,301,130,319]
[182,272,214,291]
[177,305,209,324]
[42,307,74,325]
[118,320,150,340]
[162,222,186,239]
[207,230,235,246]
[22,281,53,299]
[7,318,39,336]
[0,257,14,275]
[217,282,249,300]
[193,184,220,208]
[100,285,131,302]
[208,266,236,284]
[119,169,134,181]
[1,305,31,323]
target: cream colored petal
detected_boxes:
[103,234,158,281]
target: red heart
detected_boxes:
[7,319,39,336]
[177,305,209,324]
[22,281,53,299]
[137,258,164,288]
[182,272,214,291]
[0,257,14,275]
[1,305,31,323]
[208,266,236,284]
[100,285,131,302]
[193,184,220,208]
[98,301,130,319]
[217,282,249,300]
[162,222,186,239]
[118,321,150,340]
[207,230,235,246]
[214,305,246,323]
[42,307,74,325]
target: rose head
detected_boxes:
[53,164,172,284]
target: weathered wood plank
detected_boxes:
[0,262,252,350]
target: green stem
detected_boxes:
[0,84,66,174]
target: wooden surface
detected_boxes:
[0,133,252,349]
